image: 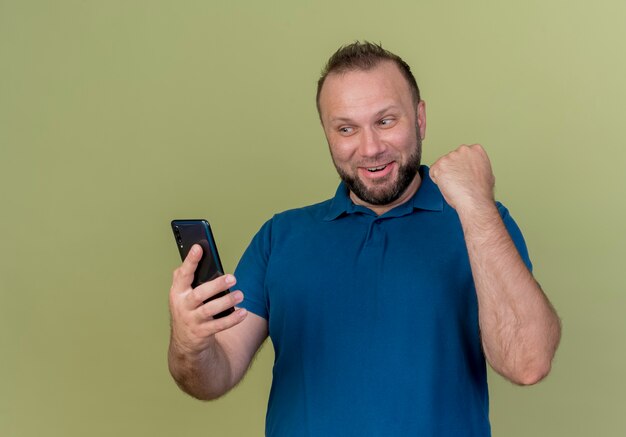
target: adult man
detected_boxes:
[168,42,561,436]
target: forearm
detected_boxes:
[460,203,561,385]
[168,335,234,400]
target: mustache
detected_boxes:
[354,154,396,167]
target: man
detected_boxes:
[168,42,561,436]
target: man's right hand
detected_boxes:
[169,244,248,356]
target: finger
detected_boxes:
[189,274,237,308]
[171,244,203,292]
[200,308,248,336]
[194,290,244,322]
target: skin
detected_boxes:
[430,145,561,384]
[168,245,268,400]
[167,61,561,399]
[318,61,426,216]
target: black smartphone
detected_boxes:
[171,219,234,319]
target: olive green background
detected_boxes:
[1,0,624,435]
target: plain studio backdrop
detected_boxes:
[1,1,624,435]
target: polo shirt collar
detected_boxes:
[323,165,443,221]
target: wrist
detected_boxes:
[456,198,498,221]
[170,331,217,361]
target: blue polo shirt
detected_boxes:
[235,165,532,437]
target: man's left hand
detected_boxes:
[429,144,496,214]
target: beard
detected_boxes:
[332,135,422,206]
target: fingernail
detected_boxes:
[224,274,236,284]
[191,245,200,255]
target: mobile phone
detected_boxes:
[171,219,234,319]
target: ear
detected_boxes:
[416,100,426,140]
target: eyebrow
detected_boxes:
[329,105,400,124]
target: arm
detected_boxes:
[430,145,561,385]
[168,244,269,400]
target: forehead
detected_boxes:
[319,61,414,122]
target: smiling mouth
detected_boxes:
[367,164,387,172]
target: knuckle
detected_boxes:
[173,266,188,283]
[200,302,214,319]
[189,325,202,339]
[190,289,205,308]
[186,318,205,338]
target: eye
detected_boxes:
[338,126,354,135]
[378,118,395,127]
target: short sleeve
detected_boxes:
[496,202,533,272]
[234,218,273,320]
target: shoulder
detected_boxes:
[248,197,334,246]
[270,198,334,227]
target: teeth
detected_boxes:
[367,165,387,172]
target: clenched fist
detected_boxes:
[429,144,496,214]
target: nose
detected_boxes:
[359,127,386,158]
